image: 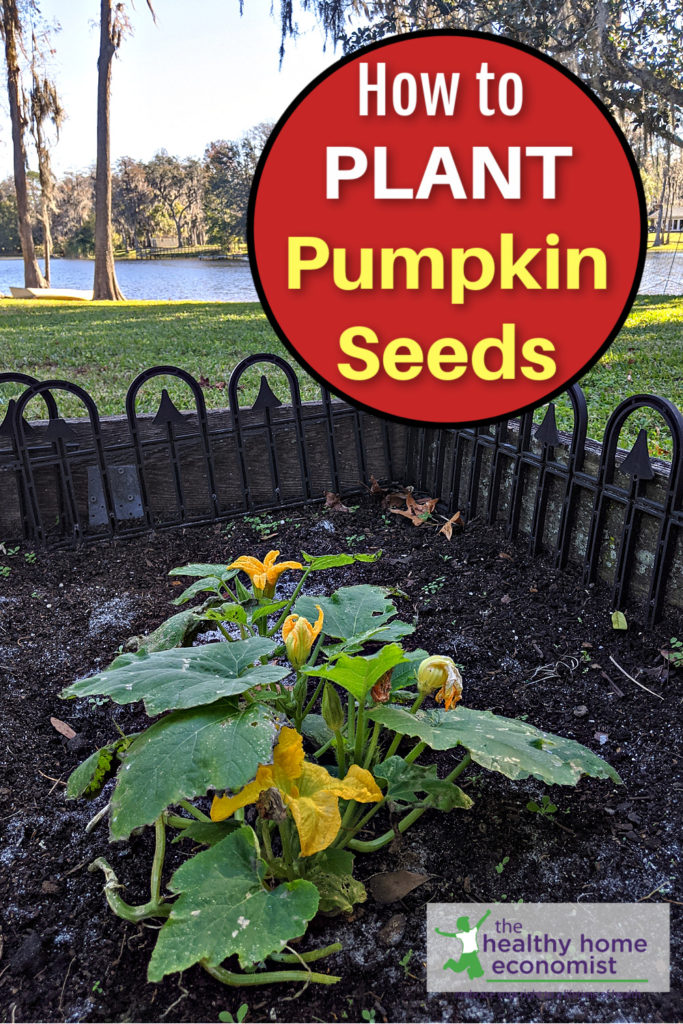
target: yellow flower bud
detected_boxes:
[322,683,344,732]
[282,606,324,669]
[417,655,463,711]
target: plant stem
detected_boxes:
[201,959,340,987]
[334,730,346,776]
[88,858,171,922]
[362,721,382,769]
[259,818,275,864]
[216,622,235,643]
[294,670,307,730]
[404,741,427,764]
[178,799,210,822]
[334,799,384,849]
[278,820,295,880]
[347,693,356,754]
[384,694,425,760]
[347,753,472,853]
[313,734,336,759]
[270,568,312,636]
[353,697,366,766]
[164,813,194,830]
[270,943,342,964]
[301,677,325,722]
[150,815,166,904]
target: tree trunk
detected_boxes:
[93,0,124,300]
[41,206,51,286]
[174,218,183,248]
[2,0,46,289]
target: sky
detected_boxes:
[0,0,345,178]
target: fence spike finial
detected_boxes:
[44,417,78,443]
[252,374,282,410]
[619,428,654,480]
[152,388,186,426]
[535,403,561,447]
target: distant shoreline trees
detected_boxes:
[0,125,274,258]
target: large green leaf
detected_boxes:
[300,551,382,572]
[295,585,414,650]
[303,644,408,701]
[109,702,279,839]
[148,827,319,979]
[108,610,206,669]
[365,705,622,786]
[389,649,429,691]
[374,755,473,811]
[61,637,288,715]
[170,819,244,847]
[169,563,239,580]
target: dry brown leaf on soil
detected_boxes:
[390,508,429,527]
[50,717,76,740]
[324,491,350,512]
[499,551,513,559]
[368,475,386,497]
[366,870,432,904]
[382,490,411,509]
[439,510,463,540]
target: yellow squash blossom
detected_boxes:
[228,550,303,598]
[211,727,382,856]
[282,606,323,668]
[417,655,463,711]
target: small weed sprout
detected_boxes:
[495,856,510,874]
[527,794,558,819]
[218,1004,248,1023]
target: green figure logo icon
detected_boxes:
[436,909,491,979]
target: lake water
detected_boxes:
[0,252,681,300]
[0,256,259,302]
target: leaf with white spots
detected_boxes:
[61,637,288,715]
[110,702,279,839]
[365,705,622,786]
[148,826,319,980]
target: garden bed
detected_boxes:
[1,497,681,1023]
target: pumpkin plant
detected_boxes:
[62,549,621,990]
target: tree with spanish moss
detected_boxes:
[0,0,46,288]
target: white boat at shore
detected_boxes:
[9,286,93,301]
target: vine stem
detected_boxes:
[362,721,382,769]
[383,694,425,760]
[88,857,171,922]
[334,730,347,776]
[150,816,166,903]
[353,696,366,766]
[270,568,313,636]
[259,818,275,864]
[404,740,427,764]
[301,677,325,722]
[201,959,340,987]
[270,942,342,964]
[347,753,472,853]
[178,799,210,822]
[278,820,296,880]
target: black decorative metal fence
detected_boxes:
[1,355,682,625]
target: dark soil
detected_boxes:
[1,498,681,1024]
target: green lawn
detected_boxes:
[0,296,681,458]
